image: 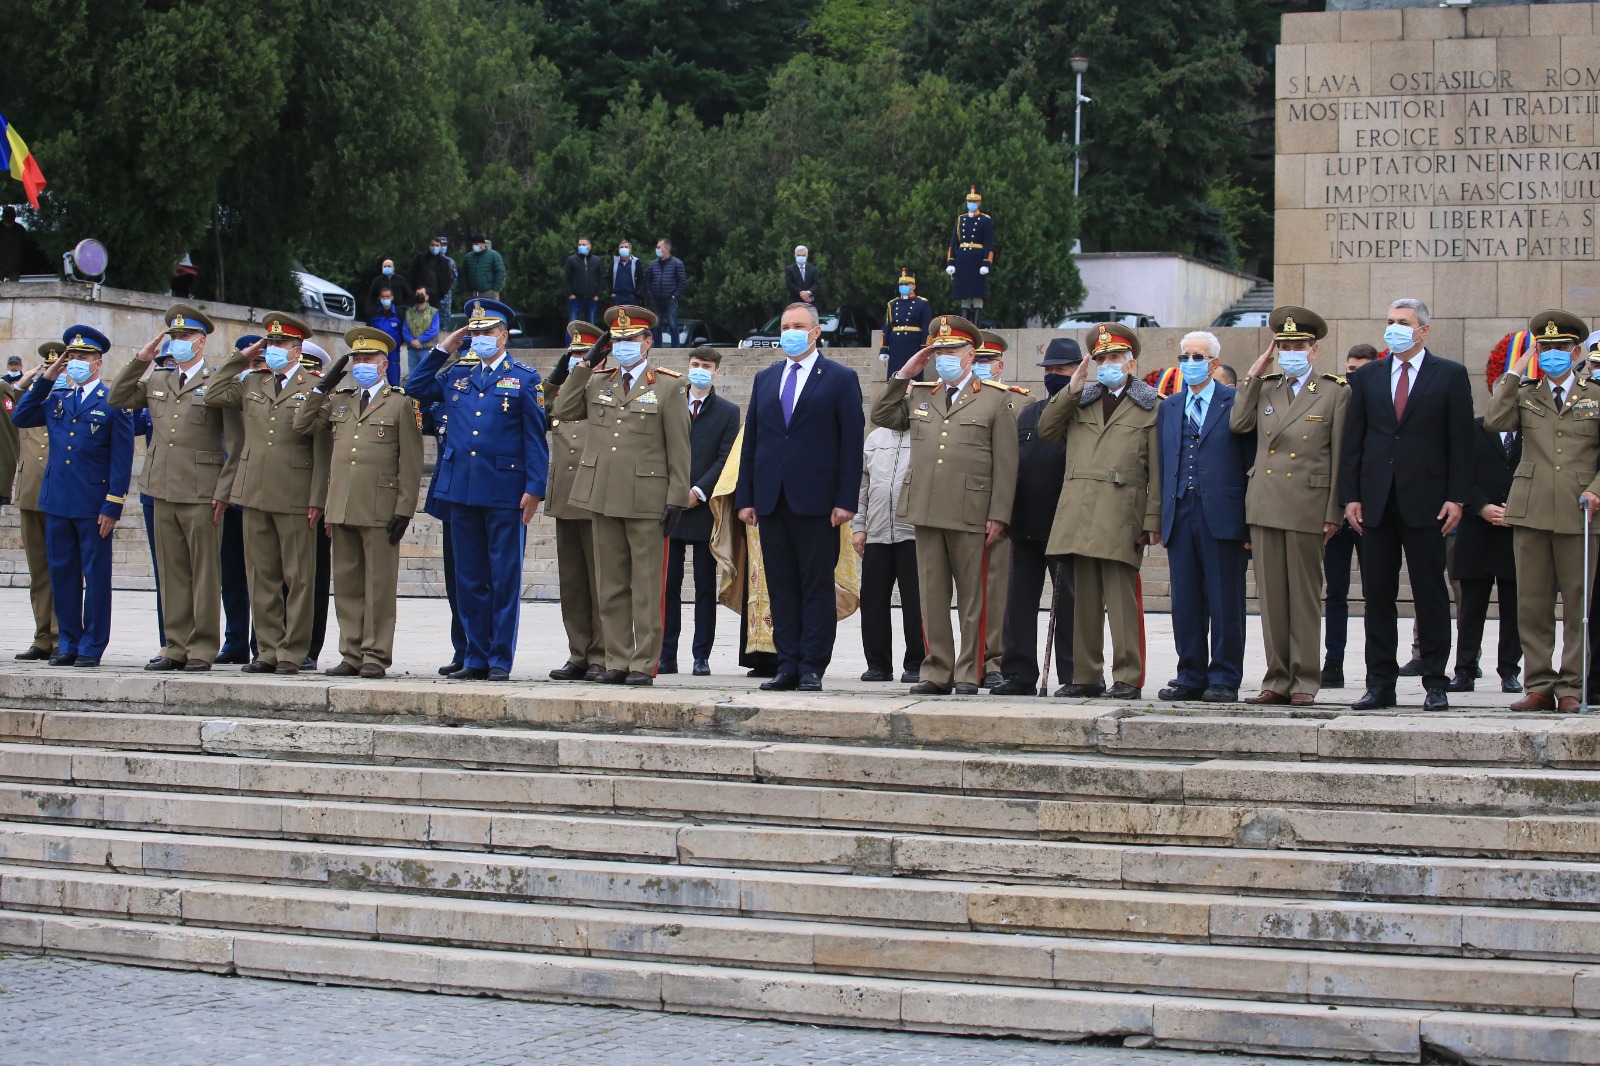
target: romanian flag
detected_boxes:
[0,114,47,209]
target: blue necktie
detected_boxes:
[781,361,801,426]
[1186,397,1203,438]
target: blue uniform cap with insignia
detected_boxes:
[235,334,263,351]
[465,298,516,331]
[61,324,111,355]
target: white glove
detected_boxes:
[945,265,956,276]
[879,352,889,362]
[979,266,990,275]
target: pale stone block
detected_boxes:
[1276,44,1306,103]
[1401,6,1468,42]
[962,755,1183,801]
[1467,3,1529,38]
[970,886,1211,940]
[437,949,663,1008]
[101,789,281,836]
[1275,265,1306,307]
[142,836,323,883]
[1341,9,1400,43]
[556,735,760,778]
[893,836,1121,885]
[1,866,66,909]
[200,720,374,759]
[504,688,704,731]
[1530,4,1594,38]
[0,711,42,741]
[239,761,421,802]
[1055,940,1310,999]
[1462,909,1600,961]
[490,812,675,860]
[615,776,822,822]
[38,712,202,749]
[1184,760,1416,807]
[662,969,900,1024]
[167,676,328,714]
[1319,716,1541,764]
[328,682,505,722]
[1303,264,1375,320]
[375,896,586,952]
[1435,37,1499,90]
[678,825,891,874]
[1276,154,1307,214]
[1367,264,1434,321]
[711,700,893,743]
[1212,898,1461,952]
[819,788,1041,834]
[1560,261,1600,318]
[0,745,77,784]
[906,983,1154,1039]
[1438,266,1502,330]
[1282,12,1342,45]
[0,783,100,824]
[1153,998,1422,1058]
[1107,715,1318,757]
[1548,719,1600,768]
[1276,808,1513,855]
[1305,43,1372,100]
[754,745,965,791]
[740,873,968,926]
[234,933,440,989]
[903,705,1105,751]
[1309,952,1577,1012]
[184,884,378,936]
[591,912,811,968]
[1415,769,1600,812]
[1498,260,1565,319]
[1368,39,1440,97]
[1497,35,1547,84]
[1575,969,1600,1012]
[1509,816,1600,858]
[44,916,235,969]
[280,801,430,846]
[370,725,559,768]
[1422,1014,1600,1066]
[813,928,1054,982]
[0,912,41,947]
[1037,800,1242,844]
[73,750,242,792]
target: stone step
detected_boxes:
[12,778,1600,906]
[2,864,1591,1018]
[15,910,1591,1064]
[6,822,1600,963]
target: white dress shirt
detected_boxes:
[1390,348,1426,400]
[784,349,820,408]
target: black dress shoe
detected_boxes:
[597,669,628,685]
[1320,661,1344,688]
[797,672,822,692]
[1055,682,1106,698]
[1158,683,1204,701]
[1397,658,1423,677]
[14,646,51,661]
[693,659,710,676]
[214,649,249,665]
[448,667,490,681]
[144,656,184,672]
[49,654,77,667]
[900,670,921,684]
[183,659,211,672]
[584,664,606,682]
[1350,688,1396,711]
[657,660,679,675]
[1472,664,1484,679]
[860,668,894,682]
[1422,687,1450,712]
[1105,682,1142,700]
[1502,676,1524,694]
[990,678,1036,696]
[747,667,778,679]
[1446,672,1476,693]
[1201,686,1239,703]
[909,680,952,695]
[759,671,800,691]
[487,668,511,682]
[981,672,1004,689]
[549,662,588,681]
[952,682,980,695]
[438,661,464,676]
[624,671,654,686]
[72,658,100,668]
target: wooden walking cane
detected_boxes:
[1040,559,1061,697]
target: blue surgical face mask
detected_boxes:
[1277,351,1311,379]
[612,340,644,367]
[687,367,714,389]
[1044,375,1070,397]
[380,298,393,309]
[166,338,195,362]
[972,362,993,381]
[382,265,394,276]
[66,358,93,384]
[1384,323,1416,353]
[1096,362,1126,389]
[795,256,807,266]
[264,346,293,373]
[779,329,812,358]
[898,285,912,297]
[619,246,630,257]
[1179,357,1211,386]
[935,354,966,382]
[577,245,590,255]
[1539,348,1574,378]
[430,246,443,256]
[470,335,500,360]
[350,363,382,389]
[52,373,71,391]
[568,354,584,371]
[655,248,666,259]
[966,202,979,213]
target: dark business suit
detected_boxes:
[735,352,865,677]
[1339,349,1473,693]
[1157,384,1252,692]
[999,396,1073,688]
[1452,418,1521,681]
[664,389,740,664]
[784,263,820,306]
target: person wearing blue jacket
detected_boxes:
[405,298,548,681]
[12,325,135,667]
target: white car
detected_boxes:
[293,266,356,320]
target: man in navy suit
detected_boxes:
[1340,297,1473,711]
[1154,332,1253,702]
[735,302,865,691]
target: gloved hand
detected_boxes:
[979,266,990,275]
[320,353,351,392]
[585,337,613,368]
[660,503,684,539]
[385,514,410,545]
[945,265,956,276]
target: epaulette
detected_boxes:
[512,359,537,374]
[384,384,407,397]
[979,379,1030,396]
[1519,375,1538,387]
[1322,373,1347,386]
[654,366,682,378]
[457,352,481,366]
[910,381,941,387]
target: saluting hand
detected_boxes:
[898,346,934,380]
[137,329,166,363]
[585,337,613,368]
[1249,340,1278,379]
[321,353,351,392]
[440,326,470,355]
[42,349,70,382]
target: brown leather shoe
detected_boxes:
[1105,682,1142,700]
[908,680,952,695]
[583,663,606,682]
[359,664,386,679]
[183,659,211,672]
[324,662,360,677]
[1509,692,1556,712]
[1289,693,1316,706]
[145,656,184,672]
[1243,690,1289,705]
[1558,696,1582,712]
[952,682,980,695]
[242,660,275,673]
[622,671,653,686]
[275,661,300,675]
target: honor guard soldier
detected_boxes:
[295,327,423,678]
[1230,307,1348,705]
[552,304,692,685]
[1040,323,1161,699]
[544,320,609,681]
[973,329,1030,687]
[4,344,58,660]
[204,312,333,674]
[1485,309,1600,712]
[405,298,548,681]
[945,186,995,318]
[112,305,243,672]
[879,267,932,380]
[872,315,1019,695]
[13,326,135,668]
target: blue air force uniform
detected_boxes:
[946,188,996,303]
[879,268,932,381]
[405,299,548,677]
[12,326,135,665]
[420,393,468,669]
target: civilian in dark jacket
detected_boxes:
[563,238,606,324]
[661,348,740,675]
[785,246,820,306]
[991,339,1078,695]
[1449,414,1522,693]
[365,259,410,319]
[407,238,455,311]
[609,240,641,306]
[644,238,688,347]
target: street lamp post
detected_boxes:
[1070,56,1089,200]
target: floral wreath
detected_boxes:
[1143,366,1183,397]
[1486,331,1541,390]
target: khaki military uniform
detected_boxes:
[983,537,1010,680]
[552,361,691,674]
[1230,367,1348,697]
[872,376,1019,689]
[546,399,605,671]
[1039,378,1162,688]
[1,382,53,652]
[110,358,243,663]
[204,352,332,666]
[294,383,422,670]
[1484,373,1600,699]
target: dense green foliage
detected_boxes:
[3,0,1294,331]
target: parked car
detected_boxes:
[1056,310,1160,329]
[293,265,356,320]
[668,315,740,348]
[740,305,876,349]
[1211,310,1271,328]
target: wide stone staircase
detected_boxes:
[0,673,1596,1063]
